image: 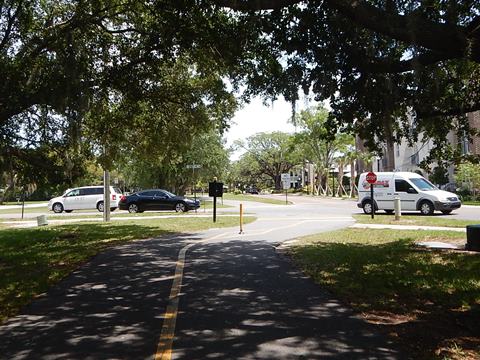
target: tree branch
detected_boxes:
[0,2,22,51]
[416,103,480,118]
[214,0,302,10]
[217,0,478,62]
[324,0,469,59]
[356,51,452,73]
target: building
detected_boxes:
[370,111,480,182]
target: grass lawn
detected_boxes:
[289,228,480,359]
[354,213,479,228]
[0,216,255,324]
[222,193,292,205]
[0,206,49,214]
[463,201,480,206]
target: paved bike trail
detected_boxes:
[0,204,403,359]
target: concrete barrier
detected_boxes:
[37,215,48,226]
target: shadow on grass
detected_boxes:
[292,240,480,357]
[293,240,480,312]
[0,222,177,323]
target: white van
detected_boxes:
[357,172,461,215]
[48,186,123,213]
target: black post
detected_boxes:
[193,167,197,213]
[213,180,217,223]
[370,184,375,219]
[213,196,217,222]
[21,191,25,219]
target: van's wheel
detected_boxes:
[441,210,452,215]
[110,207,116,212]
[175,202,187,213]
[420,201,434,215]
[53,203,64,213]
[385,209,394,214]
[97,201,104,212]
[362,201,374,214]
[128,203,139,213]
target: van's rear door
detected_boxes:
[374,176,394,210]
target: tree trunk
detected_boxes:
[337,164,344,197]
[350,159,356,197]
[274,174,282,190]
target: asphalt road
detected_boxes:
[0,196,462,359]
[1,195,479,220]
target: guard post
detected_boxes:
[209,178,223,223]
[394,196,401,220]
[239,203,244,234]
[370,183,374,219]
[366,171,377,219]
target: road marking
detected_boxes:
[154,217,353,358]
[154,232,229,360]
[256,216,353,221]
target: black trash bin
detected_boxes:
[466,225,480,252]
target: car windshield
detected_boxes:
[163,190,176,198]
[409,178,437,191]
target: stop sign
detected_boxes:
[366,172,377,184]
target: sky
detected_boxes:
[225,96,309,160]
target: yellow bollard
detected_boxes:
[239,203,244,234]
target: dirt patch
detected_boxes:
[362,308,480,359]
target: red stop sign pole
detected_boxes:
[366,172,377,219]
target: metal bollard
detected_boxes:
[394,197,401,220]
[239,203,244,234]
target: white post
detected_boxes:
[394,196,401,220]
[103,170,111,222]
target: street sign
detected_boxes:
[281,173,291,182]
[366,172,377,184]
[282,181,290,190]
[209,181,223,197]
[186,164,202,169]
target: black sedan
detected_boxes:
[119,189,200,213]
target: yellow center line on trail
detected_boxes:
[154,217,353,359]
[154,231,229,360]
[256,216,353,221]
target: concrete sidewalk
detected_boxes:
[349,223,470,251]
[349,223,466,232]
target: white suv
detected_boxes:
[48,186,123,213]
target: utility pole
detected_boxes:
[103,170,111,222]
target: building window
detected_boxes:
[410,153,419,165]
[461,132,470,155]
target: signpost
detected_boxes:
[281,173,291,205]
[366,171,377,219]
[186,164,202,213]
